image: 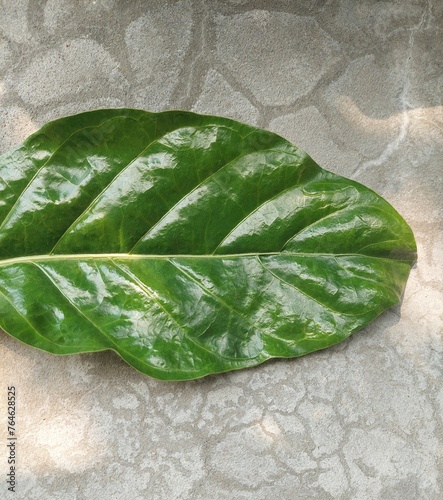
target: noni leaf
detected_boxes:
[0,109,416,380]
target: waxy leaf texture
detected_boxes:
[0,109,416,380]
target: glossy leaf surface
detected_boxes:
[0,109,416,380]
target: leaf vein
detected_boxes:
[128,147,302,253]
[167,258,263,359]
[0,278,88,350]
[257,256,344,316]
[0,116,122,232]
[212,181,304,254]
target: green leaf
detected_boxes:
[0,109,416,380]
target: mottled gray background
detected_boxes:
[0,1,442,499]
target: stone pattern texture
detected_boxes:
[0,1,442,498]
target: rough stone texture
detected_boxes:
[0,1,442,499]
[192,69,259,124]
[215,10,341,106]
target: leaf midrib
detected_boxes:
[0,252,415,267]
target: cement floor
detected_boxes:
[0,1,442,499]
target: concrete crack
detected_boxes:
[352,1,431,177]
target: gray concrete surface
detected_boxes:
[0,1,442,499]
